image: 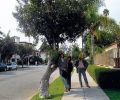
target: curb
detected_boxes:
[27,91,38,100]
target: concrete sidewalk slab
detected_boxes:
[62,68,109,100]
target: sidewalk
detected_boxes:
[62,69,110,100]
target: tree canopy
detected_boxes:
[14,0,103,48]
[84,15,120,55]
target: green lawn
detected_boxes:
[87,65,120,100]
[31,77,64,100]
[104,89,120,100]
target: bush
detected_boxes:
[44,57,48,64]
[87,65,120,89]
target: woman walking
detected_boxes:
[67,56,73,91]
[58,53,70,92]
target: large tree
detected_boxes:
[14,0,103,98]
[0,34,16,63]
[16,44,34,67]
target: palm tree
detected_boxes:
[103,9,109,17]
[89,21,101,63]
[88,8,109,64]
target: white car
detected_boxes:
[7,62,17,70]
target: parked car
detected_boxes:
[0,62,7,71]
[7,62,17,70]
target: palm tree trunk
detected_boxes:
[117,45,119,68]
[91,34,94,64]
[82,34,84,53]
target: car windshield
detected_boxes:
[12,62,16,65]
[7,63,11,65]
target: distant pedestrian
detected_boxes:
[58,53,70,92]
[67,56,73,91]
[75,56,90,88]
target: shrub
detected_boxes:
[87,65,120,89]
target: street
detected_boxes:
[0,65,47,100]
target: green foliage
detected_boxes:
[103,9,109,16]
[14,0,103,47]
[88,65,120,100]
[31,77,64,100]
[29,56,43,64]
[71,44,80,60]
[0,34,16,62]
[104,89,120,100]
[49,49,60,63]
[87,65,110,82]
[39,40,51,52]
[44,57,48,64]
[84,15,120,56]
[88,65,120,89]
[16,44,34,58]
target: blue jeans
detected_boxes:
[60,75,69,89]
[78,68,88,86]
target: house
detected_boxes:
[12,36,20,44]
[19,42,33,46]
[33,50,40,57]
[11,53,21,63]
[94,43,120,68]
[12,36,33,46]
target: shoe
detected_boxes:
[68,88,70,91]
[65,88,69,92]
[80,84,83,87]
[87,85,90,88]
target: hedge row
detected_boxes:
[87,65,120,89]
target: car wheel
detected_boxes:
[4,68,7,71]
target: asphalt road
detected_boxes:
[0,65,47,100]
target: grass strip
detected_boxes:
[31,77,64,100]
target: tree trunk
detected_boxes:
[39,58,57,98]
[117,46,119,67]
[82,34,84,54]
[21,60,23,68]
[91,34,94,64]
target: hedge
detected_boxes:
[87,65,120,89]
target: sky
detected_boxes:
[0,0,32,42]
[0,0,120,49]
[99,0,120,23]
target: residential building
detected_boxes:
[94,43,120,68]
[12,36,20,44]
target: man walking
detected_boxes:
[75,56,90,88]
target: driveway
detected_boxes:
[0,65,47,100]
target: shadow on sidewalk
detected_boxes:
[63,88,84,97]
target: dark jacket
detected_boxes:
[67,61,73,73]
[75,59,88,70]
[58,58,68,78]
[58,58,68,71]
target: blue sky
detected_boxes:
[0,0,120,48]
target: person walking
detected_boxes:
[75,56,90,88]
[58,53,70,92]
[67,56,73,91]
